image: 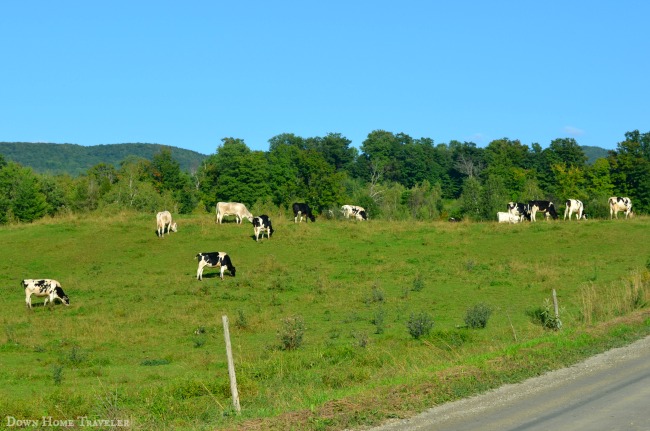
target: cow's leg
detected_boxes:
[220,266,226,279]
[25,293,32,309]
[197,261,206,280]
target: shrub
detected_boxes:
[526,299,562,331]
[464,303,492,329]
[407,312,434,339]
[279,316,305,350]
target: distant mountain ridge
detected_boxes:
[0,142,208,176]
[0,141,611,177]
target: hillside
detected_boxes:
[0,142,208,176]
[581,145,611,164]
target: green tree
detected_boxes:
[459,177,483,221]
[0,162,49,222]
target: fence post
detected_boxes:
[552,289,559,318]
[222,315,241,414]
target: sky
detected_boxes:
[1,1,648,156]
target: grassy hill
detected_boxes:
[0,142,208,175]
[1,214,648,430]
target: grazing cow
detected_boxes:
[497,211,521,224]
[528,200,558,222]
[216,202,254,224]
[196,252,236,280]
[609,197,633,219]
[341,205,368,221]
[292,202,315,223]
[564,199,586,220]
[507,202,530,222]
[22,279,70,309]
[156,211,177,237]
[252,215,274,242]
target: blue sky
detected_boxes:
[1,1,648,155]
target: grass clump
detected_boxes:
[279,315,305,350]
[464,303,492,328]
[407,312,434,339]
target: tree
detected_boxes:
[0,162,49,222]
[459,177,483,221]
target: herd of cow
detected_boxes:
[22,201,369,309]
[21,197,634,309]
[497,196,633,224]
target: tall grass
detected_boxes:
[580,269,650,324]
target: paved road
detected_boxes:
[365,336,650,431]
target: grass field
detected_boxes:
[1,211,649,430]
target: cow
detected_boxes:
[497,211,521,224]
[507,202,530,222]
[564,199,586,220]
[292,203,315,223]
[196,252,236,280]
[22,279,70,309]
[216,202,254,224]
[341,205,368,221]
[252,215,274,242]
[528,200,558,222]
[609,197,633,219]
[156,211,177,237]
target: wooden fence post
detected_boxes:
[222,315,241,414]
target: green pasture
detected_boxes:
[1,212,649,430]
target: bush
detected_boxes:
[464,303,492,329]
[526,299,562,331]
[407,312,434,339]
[279,316,305,350]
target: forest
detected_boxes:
[0,129,648,225]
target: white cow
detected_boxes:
[156,211,177,237]
[22,279,70,309]
[497,211,521,224]
[609,197,633,219]
[564,199,586,220]
[216,202,254,224]
[341,205,367,221]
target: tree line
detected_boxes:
[0,129,648,225]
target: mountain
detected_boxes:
[581,145,611,164]
[0,142,208,176]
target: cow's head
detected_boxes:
[55,286,70,305]
[171,223,178,233]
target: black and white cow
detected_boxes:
[252,215,274,242]
[528,200,558,222]
[196,252,236,280]
[292,202,315,223]
[22,279,70,309]
[564,199,586,220]
[341,205,368,221]
[216,202,254,224]
[507,202,530,221]
[609,197,633,219]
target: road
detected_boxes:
[364,336,650,431]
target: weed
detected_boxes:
[464,303,492,329]
[52,364,63,385]
[235,309,248,329]
[352,331,369,348]
[371,307,386,334]
[407,312,434,339]
[365,285,385,304]
[527,299,562,330]
[140,358,171,366]
[278,316,305,350]
[412,273,425,291]
[193,337,206,348]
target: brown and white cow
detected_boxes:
[22,279,70,309]
[196,252,236,280]
[564,199,586,220]
[341,205,368,221]
[216,202,254,224]
[156,211,177,237]
[609,197,633,219]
